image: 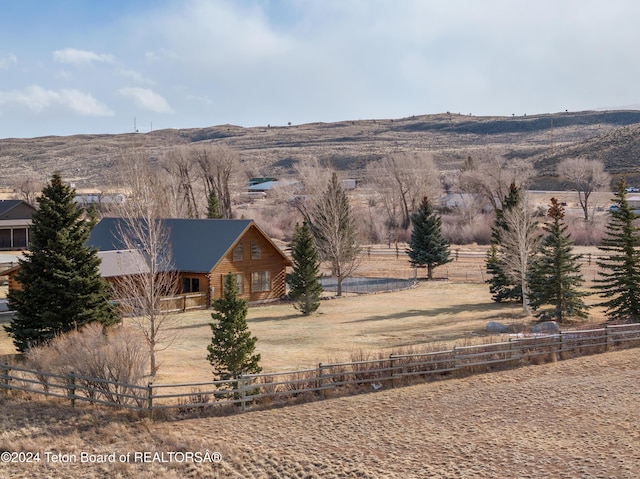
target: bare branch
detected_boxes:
[557,157,611,222]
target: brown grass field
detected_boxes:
[1,349,638,478]
[0,244,612,379]
[1,249,639,478]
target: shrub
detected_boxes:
[25,323,149,405]
[566,218,605,246]
[441,213,493,245]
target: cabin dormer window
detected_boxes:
[251,241,261,260]
[233,242,243,262]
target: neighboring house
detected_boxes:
[610,195,640,214]
[438,193,492,213]
[0,200,36,250]
[248,179,298,193]
[627,195,640,209]
[74,193,126,211]
[87,218,292,305]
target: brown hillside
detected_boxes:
[1,110,640,190]
[533,122,640,181]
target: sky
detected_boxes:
[1,0,640,139]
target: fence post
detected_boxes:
[558,331,563,355]
[389,354,401,381]
[67,372,76,408]
[1,363,11,393]
[604,325,609,351]
[317,363,324,391]
[240,375,247,412]
[147,383,154,420]
[452,346,457,369]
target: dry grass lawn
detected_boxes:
[0,248,637,478]
[1,247,609,383]
[152,281,525,383]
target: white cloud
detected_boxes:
[118,69,154,85]
[148,0,293,71]
[0,53,17,70]
[52,48,115,65]
[0,85,114,116]
[117,87,173,113]
[55,70,72,80]
[186,94,213,105]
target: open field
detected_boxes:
[1,246,609,383]
[1,348,638,478]
[1,247,637,478]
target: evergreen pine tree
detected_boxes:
[593,179,640,322]
[5,173,118,352]
[485,243,521,302]
[207,273,261,388]
[206,191,223,219]
[527,198,589,322]
[287,222,323,315]
[406,196,450,279]
[486,183,523,302]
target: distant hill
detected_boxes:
[532,123,640,176]
[1,110,639,190]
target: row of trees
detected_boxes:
[486,179,640,323]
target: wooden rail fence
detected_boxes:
[1,323,639,416]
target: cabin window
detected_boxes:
[233,242,243,262]
[251,241,262,260]
[182,277,200,293]
[251,271,270,292]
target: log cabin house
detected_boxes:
[87,217,291,306]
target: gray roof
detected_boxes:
[97,250,150,278]
[0,200,36,219]
[0,200,25,215]
[88,218,258,273]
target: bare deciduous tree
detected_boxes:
[499,192,541,313]
[557,157,611,223]
[111,150,180,376]
[162,147,201,218]
[459,154,535,211]
[12,176,43,205]
[302,173,361,296]
[367,152,441,230]
[192,145,237,218]
[295,157,334,198]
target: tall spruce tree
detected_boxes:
[527,198,589,322]
[287,221,323,315]
[207,273,261,386]
[485,243,520,302]
[593,179,640,322]
[486,183,523,302]
[406,196,450,279]
[5,173,118,352]
[206,190,223,219]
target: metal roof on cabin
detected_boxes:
[87,218,254,273]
